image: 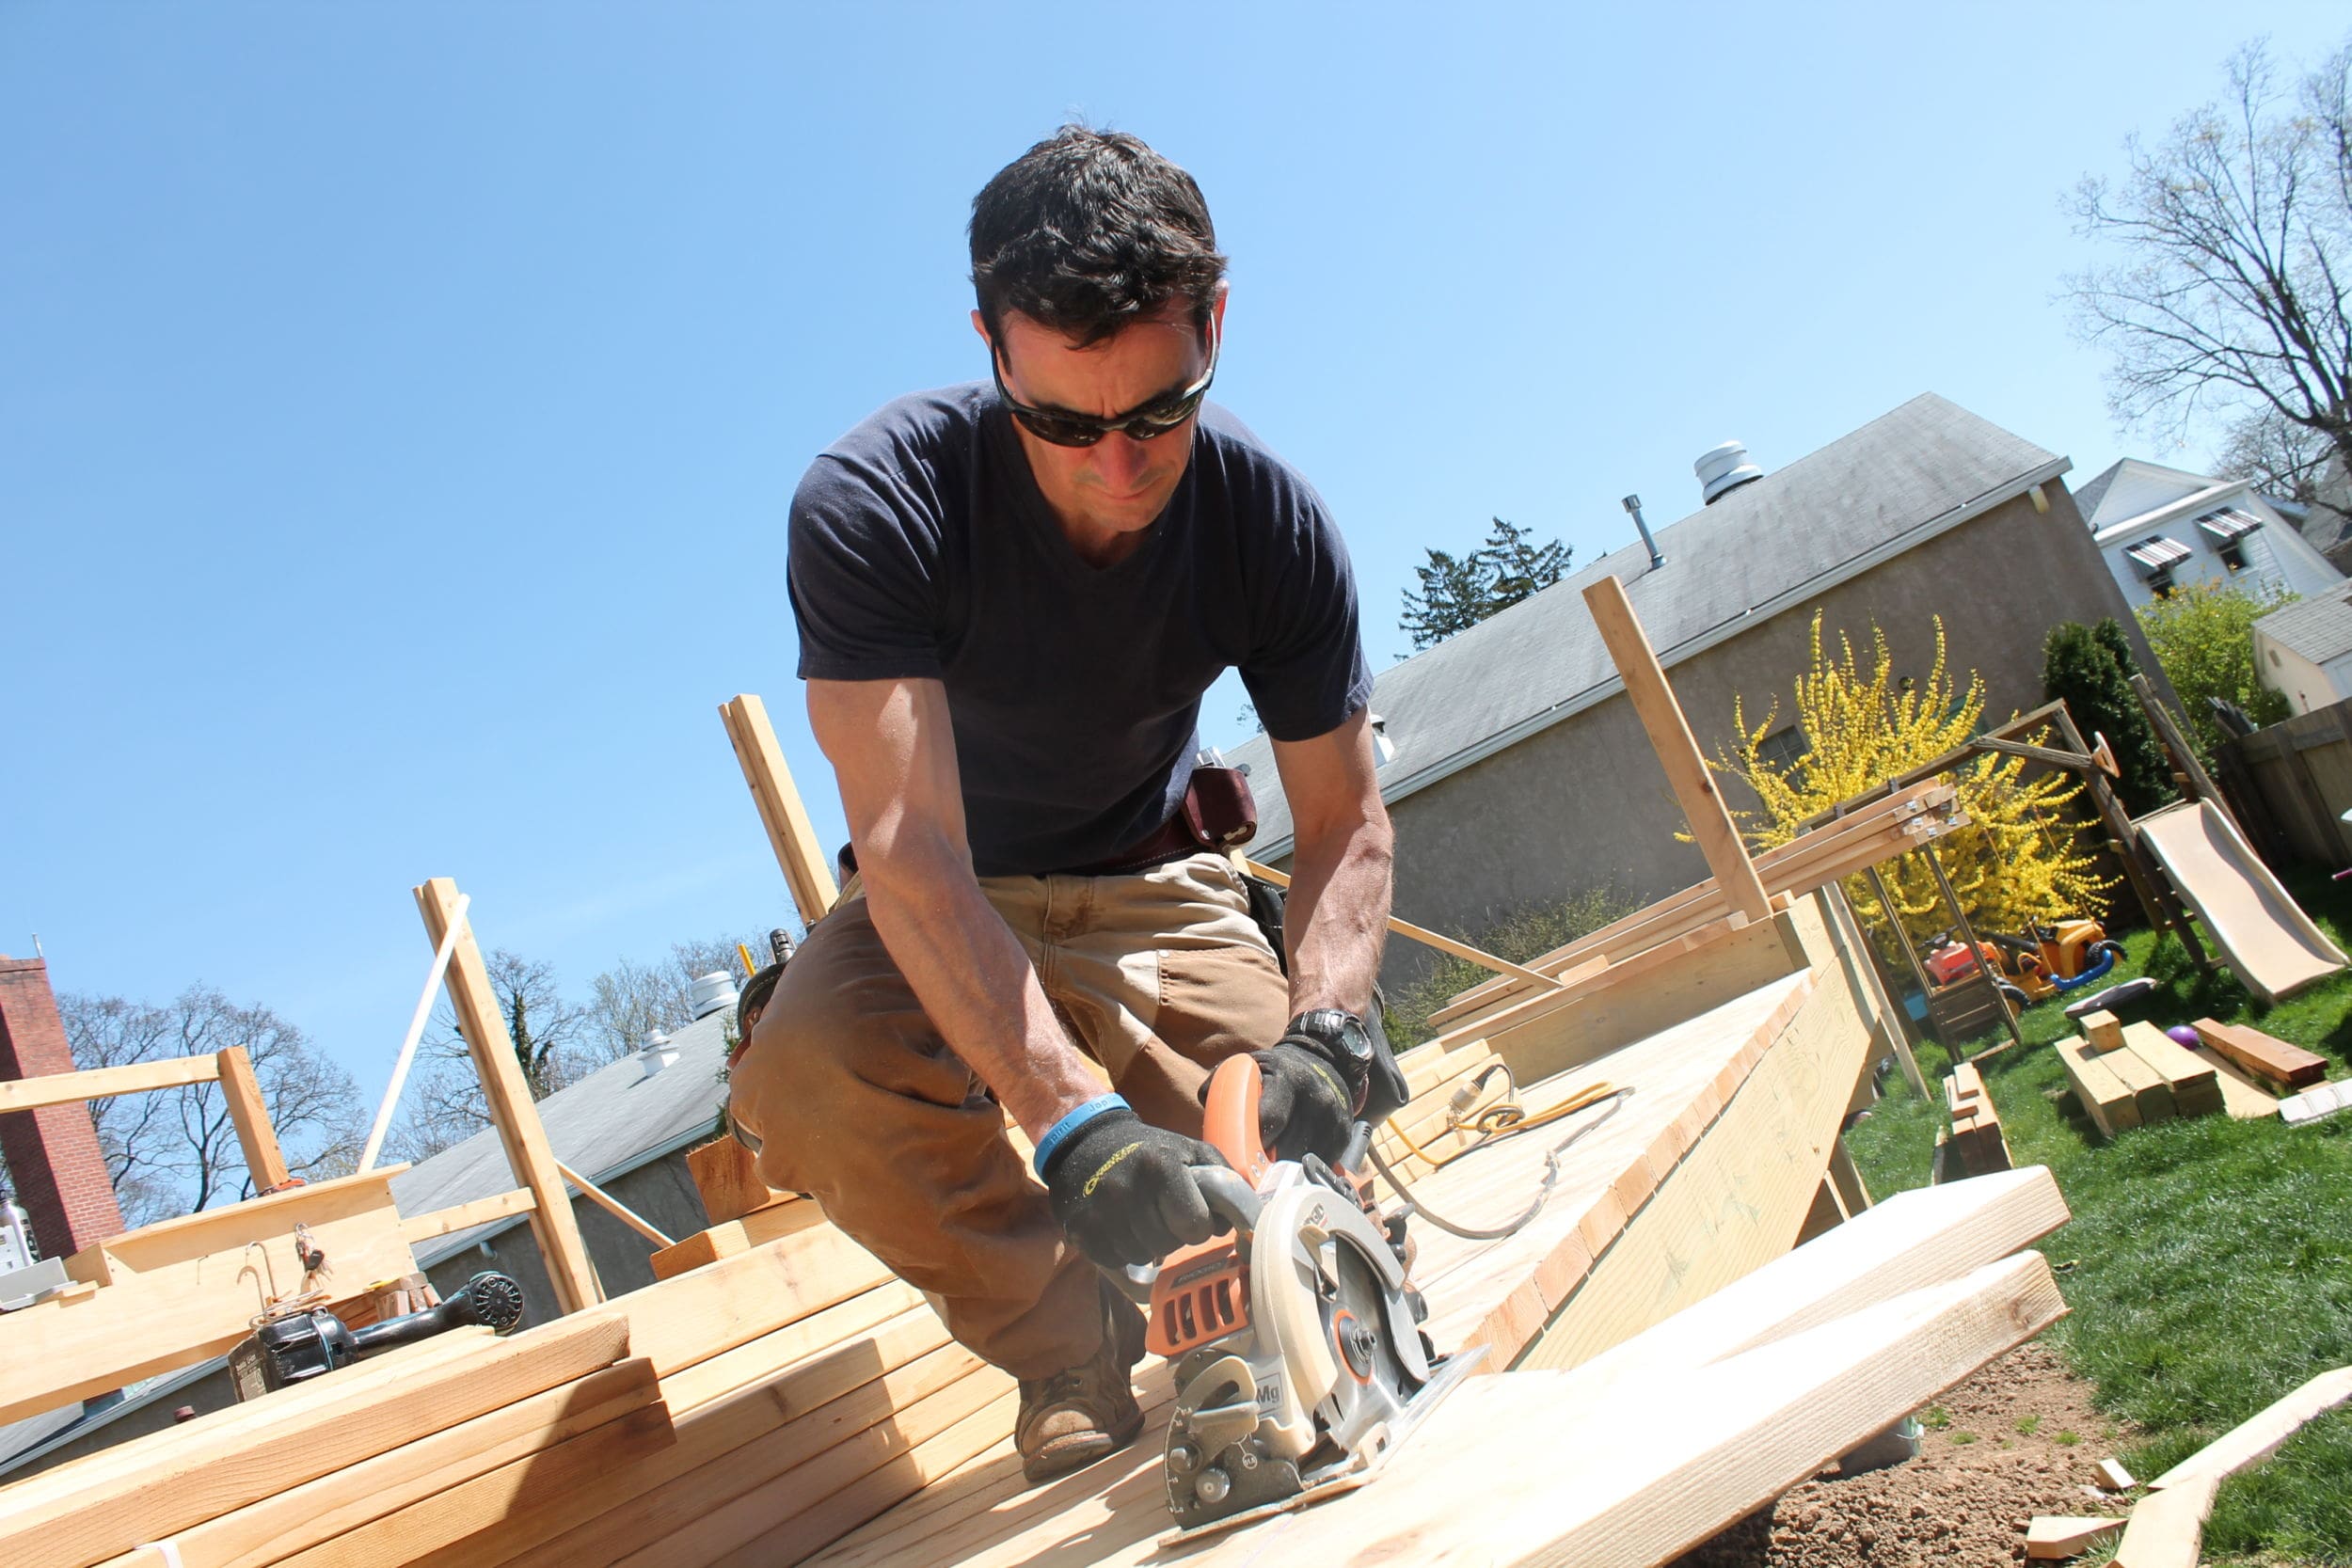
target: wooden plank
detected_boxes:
[267,1401,677,1568]
[0,1311,633,1568]
[2098,1031,2177,1125]
[2190,1017,2328,1091]
[818,1254,2066,1568]
[611,1218,898,1379]
[2186,1042,2284,1118]
[656,1281,930,1412]
[0,1051,219,1111]
[400,1186,536,1243]
[721,693,841,927]
[2280,1078,2352,1126]
[686,1136,795,1226]
[2056,1035,2140,1138]
[1585,574,1772,923]
[1238,855,1565,992]
[556,1159,675,1248]
[417,876,602,1315]
[2026,1515,2123,1560]
[487,1300,956,1568]
[2110,1481,2211,1568]
[649,1196,833,1280]
[107,1358,660,1568]
[2146,1364,2352,1491]
[0,1167,418,1427]
[2080,1009,2123,1053]
[215,1044,293,1193]
[2118,1022,2224,1118]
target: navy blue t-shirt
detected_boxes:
[787,383,1373,877]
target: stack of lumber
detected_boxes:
[1427,781,1962,1035]
[0,1312,654,1568]
[2188,1018,2328,1093]
[2055,1013,2223,1138]
[1941,1062,2011,1179]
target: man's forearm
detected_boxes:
[1280,816,1394,1017]
[859,836,1104,1143]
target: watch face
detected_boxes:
[1305,1009,1372,1064]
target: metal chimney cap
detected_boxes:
[1695,440,1764,504]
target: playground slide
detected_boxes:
[2137,799,2349,1006]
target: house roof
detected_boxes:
[2070,460,2124,527]
[2075,457,2235,539]
[2254,581,2352,665]
[1232,393,2069,856]
[390,1004,735,1267]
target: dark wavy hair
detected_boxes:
[968,126,1228,350]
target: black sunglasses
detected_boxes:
[991,321,1219,448]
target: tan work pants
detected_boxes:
[728,852,1289,1380]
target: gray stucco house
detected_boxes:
[1232,392,2156,990]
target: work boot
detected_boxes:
[1015,1282,1147,1484]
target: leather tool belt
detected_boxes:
[1057,766,1258,877]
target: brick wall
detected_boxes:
[0,958,126,1259]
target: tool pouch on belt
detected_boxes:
[1180,766,1258,850]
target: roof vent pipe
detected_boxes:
[689,972,739,1021]
[1695,440,1764,505]
[1621,494,1664,569]
[637,1028,678,1080]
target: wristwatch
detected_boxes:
[1285,1008,1375,1114]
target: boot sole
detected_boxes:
[1019,1401,1147,1485]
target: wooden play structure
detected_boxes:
[0,578,2083,1566]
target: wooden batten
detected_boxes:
[415,877,602,1316]
[720,693,841,927]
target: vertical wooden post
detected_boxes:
[215,1046,292,1194]
[2132,673,2241,835]
[1584,575,1772,924]
[413,877,601,1313]
[720,694,841,928]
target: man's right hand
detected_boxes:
[1041,1108,1234,1269]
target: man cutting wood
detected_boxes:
[728,125,1404,1485]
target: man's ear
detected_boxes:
[970,309,993,349]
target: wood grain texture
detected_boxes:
[215,1044,293,1191]
[399,1186,536,1243]
[2190,1018,2328,1091]
[650,1195,831,1280]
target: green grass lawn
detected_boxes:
[1845,864,2352,1564]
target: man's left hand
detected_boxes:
[1249,1041,1355,1165]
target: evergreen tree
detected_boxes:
[2042,619,2172,816]
[1398,517,1573,650]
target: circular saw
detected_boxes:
[1136,1056,1485,1544]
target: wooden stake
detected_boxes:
[556,1160,675,1249]
[719,693,840,927]
[1237,856,1565,991]
[215,1045,292,1193]
[1585,575,1772,923]
[414,878,601,1314]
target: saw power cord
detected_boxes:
[1369,1069,1635,1242]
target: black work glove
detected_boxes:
[1041,1109,1234,1270]
[1249,1042,1356,1166]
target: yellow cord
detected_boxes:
[1382,1074,1616,1171]
[739,942,759,979]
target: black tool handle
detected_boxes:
[346,1271,526,1357]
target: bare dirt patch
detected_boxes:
[1671,1342,2139,1566]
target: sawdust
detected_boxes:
[1670,1342,2138,1567]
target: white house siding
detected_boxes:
[2092,479,2343,613]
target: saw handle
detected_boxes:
[1202,1054,1273,1184]
[1103,1165,1264,1305]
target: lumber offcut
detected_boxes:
[2189,1018,2328,1091]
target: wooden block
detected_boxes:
[2080,1010,2123,1053]
[649,1196,832,1280]
[2119,1023,2223,1119]
[2097,1456,2137,1490]
[684,1137,794,1226]
[2186,1043,2283,1119]
[0,1311,632,1568]
[2110,1478,2214,1568]
[2096,1040,2175,1126]
[2057,1037,2140,1138]
[2026,1514,2122,1559]
[2191,1018,2328,1091]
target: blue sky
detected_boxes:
[7,4,2347,1099]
